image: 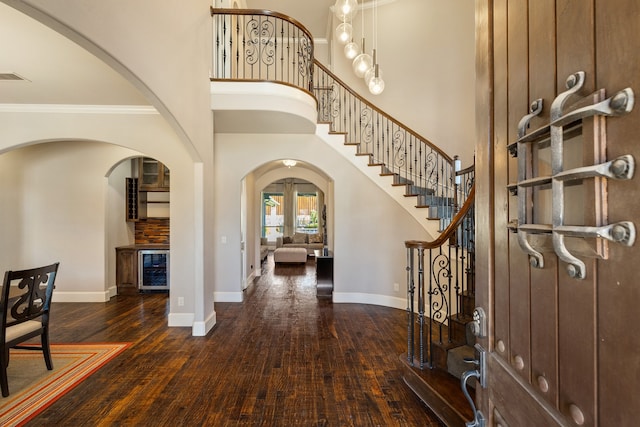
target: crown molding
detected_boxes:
[0,104,158,114]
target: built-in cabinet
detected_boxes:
[115,247,138,294]
[139,157,170,191]
[116,245,170,294]
[126,158,170,222]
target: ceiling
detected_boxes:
[0,2,148,106]
[0,1,336,107]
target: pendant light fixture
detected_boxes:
[368,64,385,94]
[335,20,353,44]
[364,49,382,86]
[367,0,384,95]
[344,39,361,59]
[333,0,384,93]
[352,38,373,78]
[334,0,358,21]
[351,2,372,79]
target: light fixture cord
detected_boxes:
[361,0,365,51]
[374,0,378,61]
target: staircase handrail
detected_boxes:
[405,184,475,250]
[313,62,456,215]
[211,7,460,231]
[313,60,452,163]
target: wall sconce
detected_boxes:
[283,159,297,168]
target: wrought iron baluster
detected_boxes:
[407,247,415,365]
[418,248,426,369]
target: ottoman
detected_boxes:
[273,247,307,264]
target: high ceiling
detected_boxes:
[0,1,336,107]
[0,2,148,106]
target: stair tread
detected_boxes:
[447,345,477,380]
[400,354,474,427]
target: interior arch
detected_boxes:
[240,159,334,293]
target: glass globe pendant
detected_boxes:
[335,22,352,45]
[334,0,358,22]
[368,64,385,95]
[364,49,382,85]
[352,39,372,78]
[344,40,360,59]
[353,53,373,78]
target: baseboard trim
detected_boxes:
[168,312,195,327]
[332,292,406,310]
[192,310,217,336]
[214,291,243,302]
[53,291,111,303]
[107,285,118,299]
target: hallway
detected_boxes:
[33,254,442,426]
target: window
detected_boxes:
[296,192,318,234]
[262,193,283,241]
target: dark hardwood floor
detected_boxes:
[30,254,443,426]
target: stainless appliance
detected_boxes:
[138,250,169,291]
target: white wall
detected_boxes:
[214,132,425,308]
[106,159,136,296]
[0,0,474,332]
[331,0,476,166]
[0,141,136,300]
[7,0,216,334]
[0,109,201,324]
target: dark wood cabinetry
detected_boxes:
[126,177,147,222]
[139,157,170,191]
[116,247,138,294]
[116,245,170,294]
[126,158,170,222]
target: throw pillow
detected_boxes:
[292,233,307,244]
[283,236,293,244]
[308,233,323,244]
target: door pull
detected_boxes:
[461,344,487,427]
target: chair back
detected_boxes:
[1,263,60,335]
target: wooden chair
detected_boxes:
[0,262,60,397]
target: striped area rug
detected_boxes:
[0,343,130,427]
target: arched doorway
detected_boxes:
[240,159,334,292]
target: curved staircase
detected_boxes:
[210,8,477,425]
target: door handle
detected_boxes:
[461,344,486,427]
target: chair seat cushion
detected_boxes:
[6,320,42,342]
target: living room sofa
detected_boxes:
[276,232,324,256]
[260,237,269,262]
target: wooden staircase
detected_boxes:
[402,291,478,426]
[210,11,476,424]
[402,186,477,426]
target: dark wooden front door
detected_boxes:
[475,1,640,425]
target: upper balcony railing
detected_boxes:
[211,8,457,230]
[211,8,314,94]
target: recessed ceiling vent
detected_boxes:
[0,73,29,81]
